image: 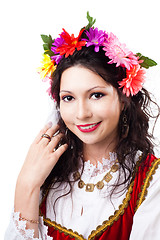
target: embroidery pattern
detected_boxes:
[39,156,159,240]
[135,158,160,212]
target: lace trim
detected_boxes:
[13,211,52,240]
[40,155,158,240]
[13,212,39,240]
[40,179,134,240]
[83,152,117,177]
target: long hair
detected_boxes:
[41,46,159,197]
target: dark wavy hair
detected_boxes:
[41,46,159,197]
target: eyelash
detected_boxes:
[90,92,105,99]
[61,95,74,102]
[61,92,105,102]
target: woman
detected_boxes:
[5,12,160,240]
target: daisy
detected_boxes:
[103,32,139,70]
[83,27,107,52]
[118,64,146,97]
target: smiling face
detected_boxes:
[59,65,123,151]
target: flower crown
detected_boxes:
[39,12,157,97]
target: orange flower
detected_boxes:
[118,65,145,97]
[56,28,86,58]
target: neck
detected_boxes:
[82,141,116,166]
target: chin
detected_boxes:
[78,136,102,145]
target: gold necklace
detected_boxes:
[73,160,119,192]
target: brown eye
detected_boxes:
[62,95,74,102]
[91,92,105,100]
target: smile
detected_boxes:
[76,122,101,132]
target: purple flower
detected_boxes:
[83,27,107,52]
[51,54,63,64]
[51,35,65,54]
[50,35,65,64]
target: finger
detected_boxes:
[51,143,68,160]
[46,124,60,139]
[47,133,64,151]
[33,123,52,144]
[40,124,60,145]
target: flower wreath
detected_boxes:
[38,12,157,97]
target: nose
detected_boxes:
[76,100,92,120]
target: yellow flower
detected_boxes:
[38,54,56,81]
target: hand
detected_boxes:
[17,123,68,189]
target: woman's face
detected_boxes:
[59,66,123,149]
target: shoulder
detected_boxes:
[135,154,160,176]
[135,154,160,211]
[130,155,160,239]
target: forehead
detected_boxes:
[60,66,109,90]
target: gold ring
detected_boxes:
[41,133,51,142]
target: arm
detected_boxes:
[7,123,68,239]
[4,212,52,240]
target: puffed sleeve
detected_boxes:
[130,164,160,239]
[4,210,53,240]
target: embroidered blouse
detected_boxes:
[4,153,160,240]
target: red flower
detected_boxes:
[118,65,146,97]
[56,28,86,58]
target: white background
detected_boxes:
[1,0,160,238]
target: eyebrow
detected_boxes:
[60,86,107,94]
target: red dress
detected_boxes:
[39,155,160,240]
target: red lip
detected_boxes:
[77,123,98,127]
[76,122,101,133]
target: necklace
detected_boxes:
[73,160,119,192]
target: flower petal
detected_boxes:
[118,65,146,97]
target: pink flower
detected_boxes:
[103,33,139,70]
[118,65,146,97]
[45,80,56,100]
[46,82,52,96]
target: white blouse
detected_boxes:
[4,153,160,240]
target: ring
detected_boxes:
[41,133,51,142]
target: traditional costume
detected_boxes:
[5,153,160,239]
[5,12,159,240]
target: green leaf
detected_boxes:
[41,34,50,43]
[41,34,54,46]
[48,35,54,48]
[43,43,49,51]
[136,52,157,69]
[44,49,55,57]
[41,34,55,56]
[85,11,96,30]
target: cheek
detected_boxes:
[99,101,121,122]
[60,103,73,125]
